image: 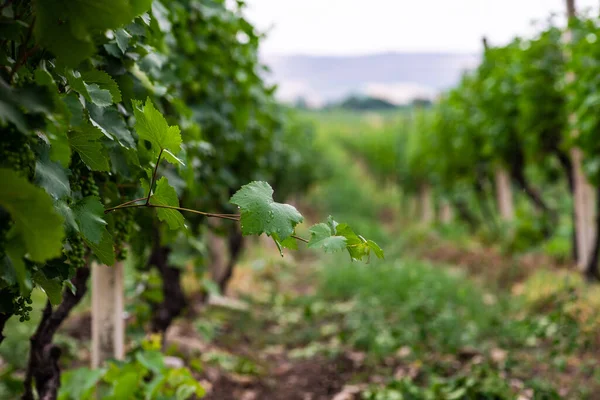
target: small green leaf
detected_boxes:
[336,224,367,261]
[62,93,85,127]
[0,169,65,262]
[175,384,197,400]
[230,181,303,240]
[135,350,164,373]
[55,201,79,235]
[86,84,113,107]
[133,97,182,160]
[115,29,131,53]
[72,196,107,245]
[150,177,186,230]
[46,123,73,167]
[35,154,71,200]
[281,235,298,250]
[367,240,384,259]
[334,224,384,261]
[0,79,53,133]
[59,367,106,400]
[307,222,347,253]
[66,70,113,107]
[110,370,140,399]
[68,125,110,171]
[5,237,32,295]
[86,230,115,265]
[81,70,122,103]
[271,232,298,256]
[34,271,63,306]
[88,104,135,148]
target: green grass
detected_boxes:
[317,259,505,356]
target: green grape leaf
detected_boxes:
[133,97,182,162]
[5,236,32,295]
[0,169,65,262]
[111,371,140,399]
[150,177,186,230]
[59,368,106,400]
[85,230,115,266]
[0,79,28,133]
[335,224,366,261]
[366,240,384,259]
[0,79,53,133]
[335,224,384,262]
[88,104,135,148]
[86,84,113,107]
[72,196,107,245]
[281,235,298,250]
[66,70,113,107]
[46,123,73,167]
[135,350,164,373]
[0,255,17,287]
[35,155,71,200]
[307,222,347,253]
[230,181,303,240]
[62,93,85,127]
[115,29,132,53]
[68,125,110,171]
[130,0,153,16]
[55,201,79,235]
[33,0,151,67]
[81,70,122,104]
[34,66,59,94]
[34,271,63,306]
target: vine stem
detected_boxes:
[105,203,241,222]
[292,235,309,243]
[109,197,147,210]
[146,148,164,205]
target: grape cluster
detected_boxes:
[0,127,36,181]
[115,210,134,261]
[82,172,100,198]
[69,156,99,197]
[13,295,33,322]
[65,234,86,271]
[69,162,83,194]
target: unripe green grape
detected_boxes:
[64,234,86,271]
[0,126,36,181]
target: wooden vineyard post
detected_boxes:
[565,0,597,270]
[571,147,596,269]
[440,202,453,224]
[91,262,125,368]
[419,184,434,224]
[494,168,514,222]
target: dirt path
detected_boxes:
[203,355,356,400]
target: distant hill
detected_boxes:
[260,52,479,107]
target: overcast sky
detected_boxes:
[245,0,599,55]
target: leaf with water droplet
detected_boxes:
[230,181,303,240]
